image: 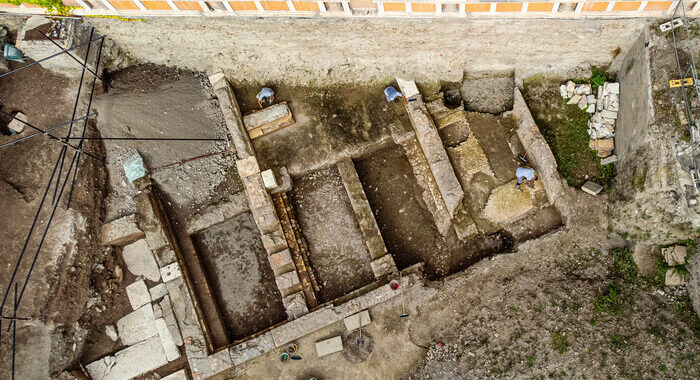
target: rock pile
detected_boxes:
[560,80,620,158]
[588,82,619,140]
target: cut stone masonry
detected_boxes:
[337,158,397,278]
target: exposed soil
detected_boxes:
[354,145,505,278]
[291,166,375,303]
[193,214,286,341]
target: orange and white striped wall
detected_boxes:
[0,0,695,17]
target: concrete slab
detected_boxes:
[343,310,371,331]
[101,214,145,246]
[663,245,687,266]
[122,239,161,282]
[86,335,168,380]
[116,303,158,346]
[125,279,151,310]
[315,335,344,357]
[149,283,168,301]
[156,318,181,362]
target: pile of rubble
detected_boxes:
[560,80,620,159]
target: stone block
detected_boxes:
[581,181,604,196]
[272,306,334,346]
[370,255,397,278]
[154,247,177,268]
[116,304,158,346]
[122,239,161,282]
[666,268,686,286]
[243,173,271,210]
[242,102,295,135]
[250,204,281,234]
[282,291,309,320]
[275,270,300,291]
[600,109,618,119]
[261,169,279,189]
[229,332,275,366]
[343,310,371,331]
[261,228,287,254]
[396,77,420,100]
[86,336,168,380]
[8,111,27,133]
[159,296,183,346]
[149,283,168,301]
[156,318,181,362]
[186,192,249,235]
[236,156,260,178]
[145,227,169,253]
[268,249,294,275]
[162,370,188,380]
[600,155,618,165]
[567,94,581,105]
[315,336,343,357]
[605,82,620,94]
[662,245,687,266]
[126,279,151,310]
[161,262,182,283]
[101,214,145,246]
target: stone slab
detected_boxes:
[229,332,275,366]
[582,181,604,196]
[396,77,420,100]
[213,77,255,159]
[125,279,151,310]
[315,336,343,357]
[101,214,145,246]
[343,310,371,331]
[156,317,181,362]
[116,304,157,346]
[149,283,168,301]
[186,192,249,235]
[236,156,260,178]
[600,155,618,165]
[159,295,183,346]
[122,239,161,282]
[86,335,168,380]
[666,268,686,286]
[662,245,687,266]
[162,370,188,380]
[370,255,397,278]
[8,111,27,133]
[242,102,294,133]
[261,228,288,254]
[268,249,294,275]
[161,262,182,282]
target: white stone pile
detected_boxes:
[588,82,620,139]
[560,80,620,139]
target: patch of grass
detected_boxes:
[611,247,638,283]
[551,332,571,354]
[649,257,669,287]
[589,318,597,326]
[594,281,624,314]
[590,66,608,90]
[526,355,534,367]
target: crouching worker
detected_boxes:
[257,87,275,109]
[515,166,538,191]
[384,86,403,103]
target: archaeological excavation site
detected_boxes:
[1,2,700,380]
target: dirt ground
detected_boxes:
[193,214,286,341]
[291,166,375,303]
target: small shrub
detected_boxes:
[595,281,624,314]
[526,355,534,367]
[551,332,571,354]
[599,163,616,189]
[590,67,608,90]
[611,247,638,283]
